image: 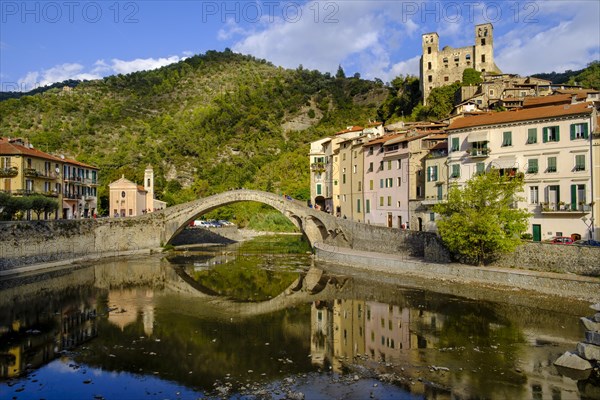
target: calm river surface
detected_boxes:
[0,234,596,400]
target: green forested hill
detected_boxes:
[0,50,386,214]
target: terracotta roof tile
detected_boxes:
[0,138,64,162]
[335,126,364,135]
[448,103,594,131]
[63,158,98,169]
[522,94,572,108]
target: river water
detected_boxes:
[0,234,596,400]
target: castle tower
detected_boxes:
[420,32,439,106]
[144,165,154,212]
[474,23,497,74]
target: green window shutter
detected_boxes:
[542,127,548,143]
[366,199,370,213]
[433,166,438,181]
[583,123,589,139]
[528,159,538,173]
[571,184,577,210]
[556,186,560,203]
[555,126,560,141]
[451,137,459,151]
[476,162,485,174]
[527,128,537,144]
[570,124,576,140]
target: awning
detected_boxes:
[490,157,517,169]
[467,131,489,142]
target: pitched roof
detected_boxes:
[364,133,403,147]
[63,157,98,170]
[448,102,594,131]
[0,137,63,162]
[522,94,572,108]
[335,126,364,135]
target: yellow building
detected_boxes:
[0,137,63,219]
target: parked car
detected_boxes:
[193,220,212,228]
[573,239,600,247]
[218,220,235,226]
[550,236,574,245]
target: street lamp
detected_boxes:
[581,216,595,240]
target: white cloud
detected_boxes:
[16,54,186,91]
[495,1,600,75]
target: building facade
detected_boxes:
[0,137,63,220]
[108,166,166,218]
[447,102,598,241]
[420,23,501,105]
[62,158,99,219]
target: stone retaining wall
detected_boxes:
[492,241,600,276]
[314,243,600,302]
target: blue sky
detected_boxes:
[1,0,599,92]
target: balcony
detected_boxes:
[0,166,18,177]
[538,203,592,214]
[63,193,82,200]
[310,162,327,172]
[23,168,58,180]
[467,148,491,158]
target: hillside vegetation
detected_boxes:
[0,50,385,217]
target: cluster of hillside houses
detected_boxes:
[309,23,599,242]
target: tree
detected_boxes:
[30,195,58,219]
[335,65,346,79]
[462,68,482,86]
[433,169,531,265]
[419,82,461,120]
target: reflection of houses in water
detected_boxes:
[333,300,365,369]
[107,288,155,336]
[0,299,98,378]
[310,301,334,368]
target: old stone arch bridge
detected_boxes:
[159,189,344,246]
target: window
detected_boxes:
[380,179,384,188]
[366,199,370,213]
[387,178,393,188]
[428,75,433,83]
[427,166,438,182]
[353,165,357,174]
[427,62,432,70]
[368,162,373,172]
[547,185,560,204]
[387,196,392,206]
[397,201,401,208]
[481,54,486,62]
[369,180,373,190]
[444,76,449,82]
[353,151,357,158]
[387,160,392,170]
[316,184,322,195]
[575,154,586,171]
[530,186,539,204]
[476,162,485,175]
[342,174,346,184]
[416,186,422,197]
[368,146,374,155]
[437,185,443,200]
[358,181,362,191]
[451,137,460,152]
[357,199,361,213]
[527,159,538,174]
[502,131,512,147]
[451,164,460,178]
[397,160,401,169]
[547,157,557,173]
[379,197,384,206]
[427,46,431,54]
[571,184,586,210]
[571,123,589,140]
[397,177,402,187]
[466,53,471,60]
[430,212,435,222]
[527,128,537,144]
[481,38,486,46]
[342,153,346,161]
[543,126,560,142]
[489,89,495,97]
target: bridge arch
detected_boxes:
[160,190,340,247]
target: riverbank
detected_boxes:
[315,242,600,303]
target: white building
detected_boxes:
[447,102,598,241]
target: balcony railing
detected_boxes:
[63,193,82,200]
[0,167,18,177]
[13,189,59,197]
[538,203,592,213]
[467,148,491,158]
[310,162,327,172]
[23,168,58,179]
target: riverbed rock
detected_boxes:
[581,317,600,333]
[593,313,600,323]
[590,303,600,312]
[554,351,592,371]
[585,331,600,346]
[577,342,600,361]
